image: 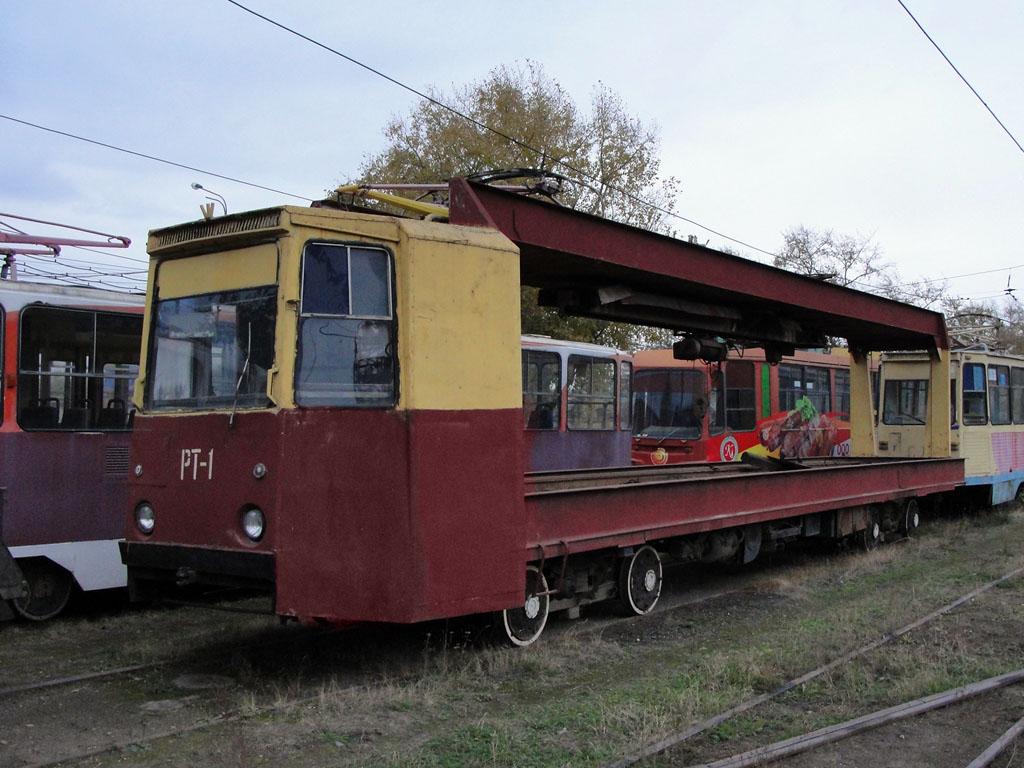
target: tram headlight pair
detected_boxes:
[241,507,265,542]
[135,503,155,535]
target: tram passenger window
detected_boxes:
[835,369,851,418]
[962,363,987,425]
[804,367,831,414]
[725,361,755,431]
[1012,367,1024,424]
[632,369,704,440]
[296,243,395,408]
[566,355,615,430]
[779,364,831,415]
[708,368,724,436]
[619,361,632,431]
[778,365,801,412]
[97,313,140,425]
[989,364,1011,425]
[17,306,142,431]
[882,379,928,425]
[522,350,560,430]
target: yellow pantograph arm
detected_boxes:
[335,185,449,218]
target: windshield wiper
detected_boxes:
[229,322,252,428]
[656,424,697,444]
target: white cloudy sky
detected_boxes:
[2,1,1022,303]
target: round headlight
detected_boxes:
[241,507,265,542]
[135,503,155,535]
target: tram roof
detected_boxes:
[448,179,948,353]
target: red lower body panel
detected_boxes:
[126,408,526,625]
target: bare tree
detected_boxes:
[775,226,947,310]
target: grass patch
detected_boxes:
[44,507,1024,768]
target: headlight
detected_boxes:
[241,507,265,542]
[135,503,155,535]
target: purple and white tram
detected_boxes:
[0,280,143,619]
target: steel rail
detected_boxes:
[0,619,330,699]
[606,563,1024,767]
[686,669,1024,768]
[965,714,1024,768]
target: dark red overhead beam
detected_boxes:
[448,179,948,352]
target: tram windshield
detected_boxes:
[632,369,705,440]
[148,286,276,411]
[882,379,928,425]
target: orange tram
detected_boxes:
[122,179,962,645]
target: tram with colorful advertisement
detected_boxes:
[0,280,143,620]
[631,347,876,466]
[121,179,962,646]
[879,345,1024,506]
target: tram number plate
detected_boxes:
[181,448,214,481]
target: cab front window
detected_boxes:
[632,369,705,440]
[148,286,276,411]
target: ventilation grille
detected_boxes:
[104,446,131,475]
[153,209,282,248]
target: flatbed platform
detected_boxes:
[524,456,964,554]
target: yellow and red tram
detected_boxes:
[122,181,962,645]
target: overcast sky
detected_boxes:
[2,1,1022,304]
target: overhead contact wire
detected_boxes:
[897,0,1024,156]
[0,113,313,202]
[223,0,778,258]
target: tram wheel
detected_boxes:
[12,558,74,621]
[901,499,921,537]
[498,566,549,647]
[618,545,663,616]
[859,517,882,551]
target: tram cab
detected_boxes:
[123,205,528,626]
[879,345,1024,504]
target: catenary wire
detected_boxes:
[901,263,1024,288]
[0,113,314,203]
[897,0,1024,156]
[223,0,779,258]
[3,260,143,292]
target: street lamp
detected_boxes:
[191,182,228,216]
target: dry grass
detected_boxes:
[31,505,1024,768]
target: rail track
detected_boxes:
[2,523,1020,768]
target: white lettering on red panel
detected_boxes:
[181,448,214,480]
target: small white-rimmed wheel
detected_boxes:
[499,566,549,647]
[12,558,74,621]
[901,499,921,537]
[618,545,663,616]
[859,516,882,551]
